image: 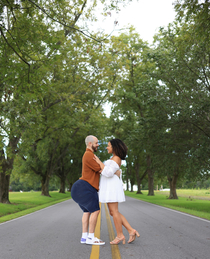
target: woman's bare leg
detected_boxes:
[119,213,134,234]
[108,203,139,243]
[107,202,124,238]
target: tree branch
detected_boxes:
[27,0,112,43]
[0,26,30,82]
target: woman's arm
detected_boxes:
[93,155,105,170]
[93,155,120,178]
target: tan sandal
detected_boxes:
[110,236,126,245]
[128,230,140,244]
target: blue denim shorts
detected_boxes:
[71,179,100,213]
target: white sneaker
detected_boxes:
[80,237,86,244]
[86,237,105,245]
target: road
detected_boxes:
[0,196,210,259]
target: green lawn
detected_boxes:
[176,188,210,197]
[0,191,71,223]
[125,190,210,221]
[1,189,210,224]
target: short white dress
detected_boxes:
[98,160,125,203]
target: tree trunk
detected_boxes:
[41,174,51,197]
[0,136,19,203]
[40,149,58,197]
[135,161,143,194]
[126,178,129,191]
[125,168,129,191]
[136,180,142,194]
[148,174,154,196]
[0,172,10,204]
[130,184,133,192]
[167,172,178,199]
[147,155,154,196]
[59,176,66,193]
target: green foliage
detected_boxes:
[1,0,210,203]
[152,2,210,181]
[0,0,131,201]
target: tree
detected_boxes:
[0,0,135,202]
[149,0,210,197]
[109,28,160,195]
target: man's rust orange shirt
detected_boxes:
[80,148,101,191]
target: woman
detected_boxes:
[94,138,140,245]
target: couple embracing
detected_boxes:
[71,135,140,245]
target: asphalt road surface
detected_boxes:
[0,196,210,259]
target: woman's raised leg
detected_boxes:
[108,203,140,243]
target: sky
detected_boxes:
[117,0,176,44]
[95,0,177,45]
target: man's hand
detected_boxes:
[115,170,121,178]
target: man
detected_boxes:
[71,135,105,245]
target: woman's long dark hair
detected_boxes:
[110,138,127,160]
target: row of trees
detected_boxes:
[1,0,209,203]
[111,0,210,198]
[0,0,129,203]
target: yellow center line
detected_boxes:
[104,203,121,259]
[89,203,101,259]
[89,203,121,259]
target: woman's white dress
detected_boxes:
[99,160,125,203]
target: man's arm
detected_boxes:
[85,152,101,173]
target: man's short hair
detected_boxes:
[85,135,95,146]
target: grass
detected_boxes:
[176,189,210,198]
[125,190,210,221]
[1,189,210,224]
[0,191,71,223]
